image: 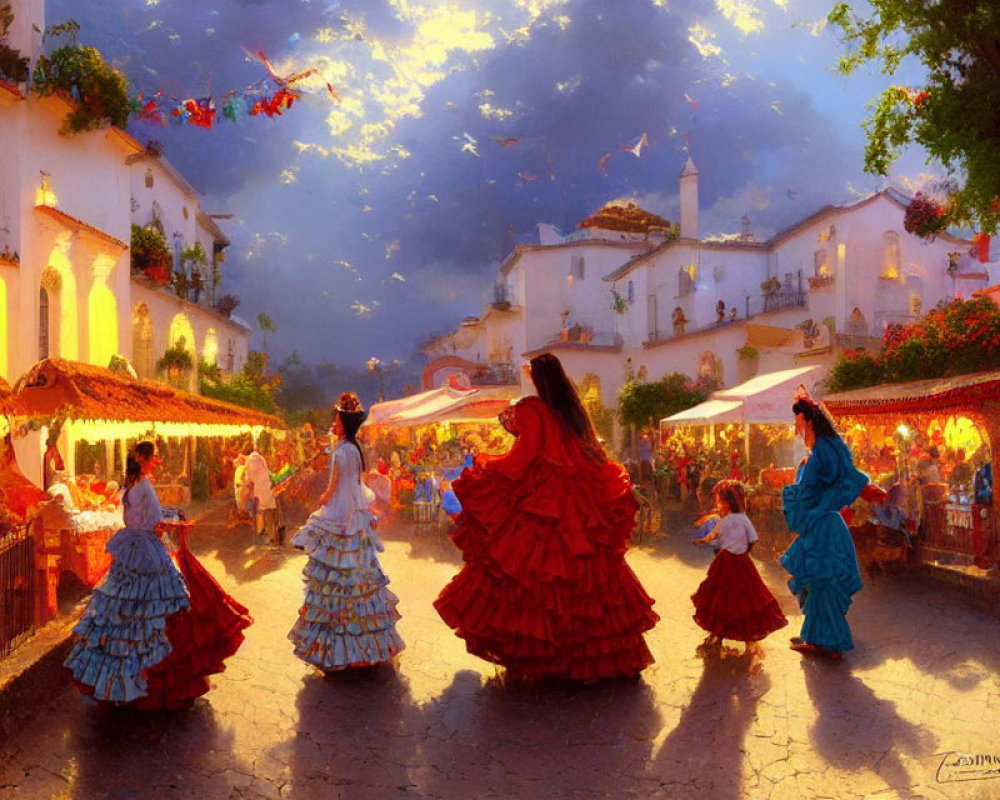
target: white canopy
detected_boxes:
[366,385,519,427]
[662,365,823,426]
[662,398,743,425]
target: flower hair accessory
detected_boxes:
[792,384,815,407]
[335,391,365,415]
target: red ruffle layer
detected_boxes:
[135,531,253,710]
[691,550,787,642]
[435,398,658,680]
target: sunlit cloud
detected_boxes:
[556,75,582,93]
[688,24,722,59]
[717,0,765,35]
[279,168,298,184]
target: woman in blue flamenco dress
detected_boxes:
[65,444,252,708]
[289,392,405,671]
[781,388,885,661]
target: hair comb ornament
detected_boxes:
[793,384,815,406]
[335,392,365,415]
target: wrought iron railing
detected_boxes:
[0,520,36,659]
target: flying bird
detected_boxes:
[683,92,699,111]
[518,171,540,183]
[598,152,610,176]
[621,132,649,158]
[350,301,373,316]
[453,132,480,157]
[334,259,362,280]
[382,272,406,285]
[240,46,316,90]
[491,136,520,147]
[786,189,799,200]
[326,83,340,102]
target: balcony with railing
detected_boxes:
[531,326,624,353]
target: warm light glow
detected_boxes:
[35,173,58,207]
[168,313,195,352]
[896,424,909,438]
[66,418,271,443]
[0,276,7,379]
[88,279,118,367]
[203,328,219,365]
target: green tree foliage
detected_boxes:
[828,1,1000,233]
[618,373,708,432]
[826,296,1000,391]
[199,350,280,415]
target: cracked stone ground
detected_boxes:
[2,500,1000,800]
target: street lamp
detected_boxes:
[367,357,384,402]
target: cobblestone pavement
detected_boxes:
[2,502,1000,800]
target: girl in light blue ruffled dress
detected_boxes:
[288,392,404,671]
[65,452,189,703]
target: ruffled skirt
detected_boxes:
[64,529,190,704]
[434,458,658,680]
[288,508,404,670]
[691,550,787,642]
[134,531,254,710]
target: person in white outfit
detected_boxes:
[243,442,278,542]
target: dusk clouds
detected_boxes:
[47,0,927,366]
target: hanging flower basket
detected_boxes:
[903,193,948,240]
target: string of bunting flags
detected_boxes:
[129,48,334,130]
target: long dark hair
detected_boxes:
[122,454,142,509]
[335,392,367,477]
[529,353,601,452]
[792,399,840,441]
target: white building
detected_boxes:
[0,0,251,479]
[427,159,992,442]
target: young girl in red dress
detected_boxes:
[434,353,658,681]
[692,480,787,654]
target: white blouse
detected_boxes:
[711,512,759,555]
[122,477,164,531]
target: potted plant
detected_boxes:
[760,276,781,295]
[182,242,207,302]
[903,192,948,240]
[156,342,193,385]
[215,293,240,318]
[31,38,131,134]
[130,224,171,285]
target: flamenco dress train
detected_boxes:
[434,396,659,680]
[65,477,252,707]
[288,440,404,670]
[781,436,869,653]
[136,523,254,710]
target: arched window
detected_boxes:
[39,286,49,360]
[882,231,901,279]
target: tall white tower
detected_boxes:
[679,156,699,240]
[5,0,45,77]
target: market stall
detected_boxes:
[824,370,1000,569]
[660,366,822,510]
[7,358,284,619]
[365,384,518,522]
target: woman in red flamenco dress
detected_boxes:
[434,353,659,681]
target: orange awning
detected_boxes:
[10,358,283,430]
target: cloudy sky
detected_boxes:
[48,0,933,369]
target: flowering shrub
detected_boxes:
[827,297,1000,391]
[903,192,948,240]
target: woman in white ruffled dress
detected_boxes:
[289,392,404,671]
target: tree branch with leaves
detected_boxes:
[829,0,1000,234]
